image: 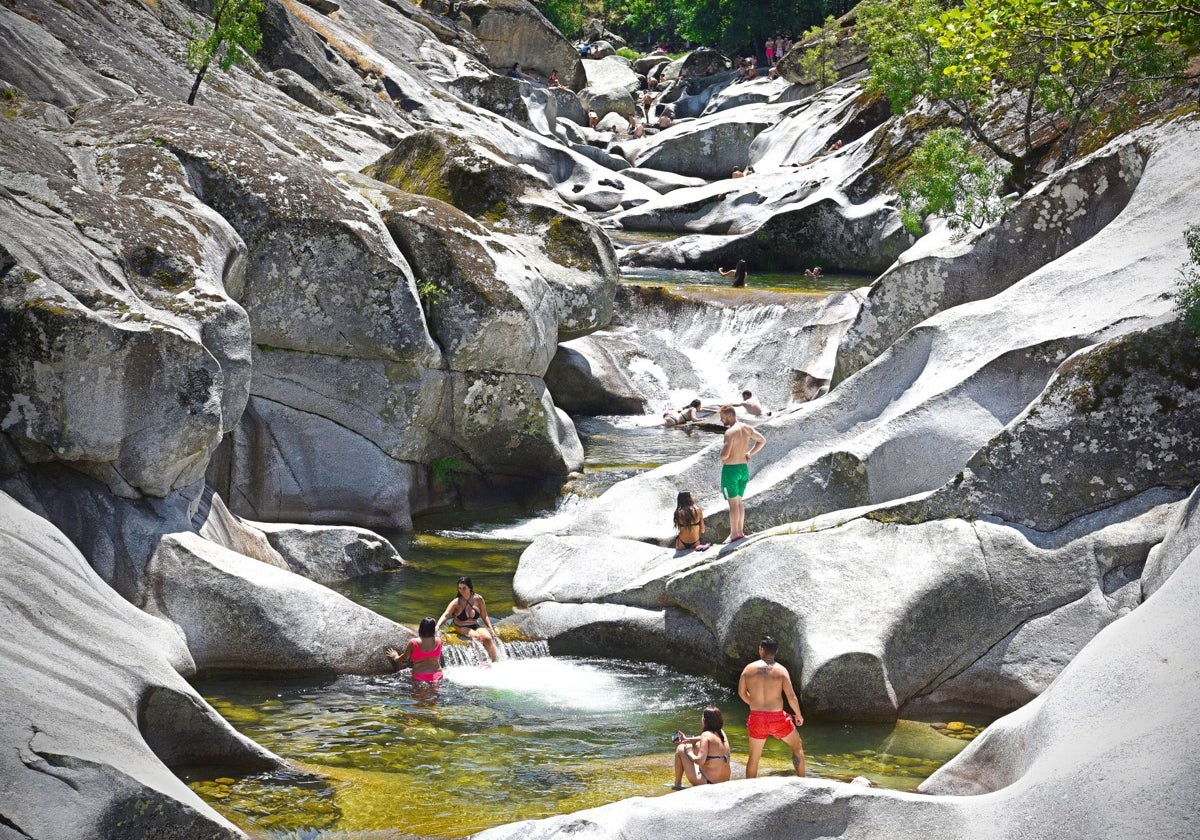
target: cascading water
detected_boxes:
[187,279,973,838]
[440,637,550,667]
[583,276,868,416]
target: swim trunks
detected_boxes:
[413,670,443,683]
[721,463,750,499]
[747,710,795,740]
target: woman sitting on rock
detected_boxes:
[669,706,731,788]
[435,576,500,662]
[673,491,709,551]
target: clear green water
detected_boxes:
[187,418,979,838]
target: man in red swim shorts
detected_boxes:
[738,635,805,777]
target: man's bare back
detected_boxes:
[720,420,764,466]
[738,639,805,778]
[739,658,800,715]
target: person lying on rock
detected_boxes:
[668,706,731,788]
[679,398,717,423]
[435,576,500,662]
[731,390,766,417]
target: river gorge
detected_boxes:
[1,0,1198,838]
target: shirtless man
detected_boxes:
[719,404,765,542]
[732,390,765,416]
[738,635,805,778]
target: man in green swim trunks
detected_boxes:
[719,404,765,542]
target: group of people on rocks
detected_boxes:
[384,402,806,790]
[667,404,802,785]
[672,636,806,787]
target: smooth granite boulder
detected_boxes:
[460,0,585,88]
[0,109,251,500]
[835,137,1148,382]
[143,531,410,674]
[627,101,786,179]
[885,320,1200,532]
[194,485,403,584]
[508,601,724,671]
[366,183,560,374]
[1143,484,1200,597]
[365,126,619,341]
[543,339,650,415]
[475,498,1200,840]
[579,56,642,119]
[0,492,282,840]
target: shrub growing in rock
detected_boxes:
[1178,223,1200,339]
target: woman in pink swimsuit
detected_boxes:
[385,617,444,682]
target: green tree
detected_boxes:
[1178,224,1200,339]
[673,0,827,57]
[858,0,1198,186]
[186,0,265,105]
[897,128,1010,238]
[797,15,840,88]
[537,0,588,38]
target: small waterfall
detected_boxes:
[501,639,551,659]
[440,637,550,667]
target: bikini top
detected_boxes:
[456,599,480,623]
[410,639,442,661]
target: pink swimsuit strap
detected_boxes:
[410,639,442,661]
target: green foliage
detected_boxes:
[417,277,444,307]
[0,85,23,119]
[430,456,463,486]
[897,128,1010,239]
[797,15,839,88]
[600,0,826,54]
[1178,224,1200,339]
[616,47,641,61]
[859,0,1198,181]
[537,0,588,37]
[186,0,265,105]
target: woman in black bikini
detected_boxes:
[435,576,500,662]
[670,706,731,788]
[673,491,710,551]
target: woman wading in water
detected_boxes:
[385,617,445,696]
[718,259,748,287]
[436,576,501,662]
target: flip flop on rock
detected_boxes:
[695,543,711,551]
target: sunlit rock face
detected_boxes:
[0,492,283,840]
[458,0,585,89]
[477,503,1200,840]
[507,118,1200,736]
[835,138,1148,383]
[613,82,909,276]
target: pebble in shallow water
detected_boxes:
[931,720,984,740]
